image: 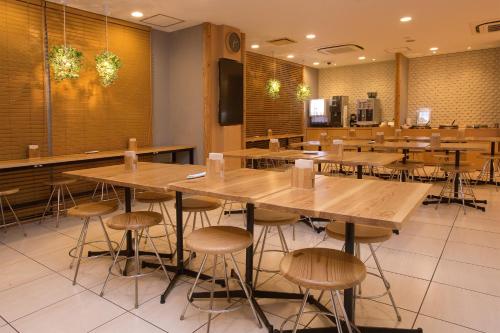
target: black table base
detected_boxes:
[423,195,486,211]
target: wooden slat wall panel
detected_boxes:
[0,0,47,160]
[245,52,304,138]
[46,5,152,155]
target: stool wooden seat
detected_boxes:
[181,196,221,212]
[186,226,252,255]
[433,154,455,161]
[279,248,365,333]
[68,201,118,285]
[46,178,77,186]
[386,161,425,182]
[326,222,392,244]
[107,211,162,231]
[386,161,423,170]
[281,248,366,291]
[68,201,118,218]
[0,188,19,196]
[441,164,476,173]
[135,191,175,203]
[254,208,299,226]
[0,188,26,236]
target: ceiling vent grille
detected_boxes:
[317,44,364,55]
[266,38,297,46]
[473,19,500,34]
[141,14,184,28]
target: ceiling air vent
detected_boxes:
[266,38,297,46]
[317,44,364,55]
[141,14,184,28]
[473,19,500,34]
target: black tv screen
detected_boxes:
[219,58,243,126]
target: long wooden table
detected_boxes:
[168,168,431,333]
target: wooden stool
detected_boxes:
[181,226,261,333]
[91,182,122,205]
[279,248,366,333]
[178,195,221,234]
[326,221,401,321]
[430,154,455,181]
[253,208,299,286]
[386,161,425,182]
[216,199,246,225]
[437,164,478,214]
[68,201,119,285]
[0,188,26,236]
[40,178,77,227]
[476,154,500,190]
[135,191,176,254]
[100,211,171,308]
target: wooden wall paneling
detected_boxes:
[45,3,152,155]
[0,0,47,160]
[202,22,212,160]
[245,52,304,138]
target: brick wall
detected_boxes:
[408,48,500,127]
[318,61,396,122]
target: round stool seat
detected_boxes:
[180,195,221,212]
[441,164,476,173]
[0,188,19,196]
[46,178,77,186]
[107,211,162,231]
[433,154,455,160]
[185,226,252,255]
[280,247,366,291]
[480,153,500,160]
[135,191,175,203]
[254,208,299,226]
[68,201,118,218]
[326,222,393,244]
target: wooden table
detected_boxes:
[168,168,431,333]
[64,162,205,274]
[423,143,488,211]
[245,133,304,148]
[315,152,403,178]
[0,145,195,172]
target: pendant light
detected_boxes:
[266,53,281,99]
[95,8,122,87]
[48,2,83,81]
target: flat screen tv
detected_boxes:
[219,58,243,126]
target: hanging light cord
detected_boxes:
[63,4,66,46]
[105,15,109,52]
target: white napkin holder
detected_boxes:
[291,159,315,189]
[207,153,224,180]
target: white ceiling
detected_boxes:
[67,0,500,67]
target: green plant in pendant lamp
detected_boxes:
[49,45,83,81]
[296,82,312,101]
[48,4,83,81]
[95,51,121,87]
[266,78,281,99]
[95,15,122,87]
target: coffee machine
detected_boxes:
[330,96,349,127]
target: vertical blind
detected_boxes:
[245,51,304,138]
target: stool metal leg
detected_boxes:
[329,290,344,333]
[230,254,262,328]
[144,228,171,281]
[0,197,6,233]
[291,288,310,333]
[180,254,208,320]
[134,230,140,308]
[3,197,26,236]
[335,291,354,333]
[158,202,174,254]
[40,186,57,224]
[254,225,269,287]
[369,244,401,321]
[72,217,90,285]
[98,216,116,260]
[206,254,218,332]
[100,231,127,296]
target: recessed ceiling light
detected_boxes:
[334,63,337,66]
[358,56,366,60]
[372,58,376,61]
[313,62,320,66]
[131,11,143,18]
[467,46,472,50]
[306,34,316,39]
[400,16,412,22]
[250,44,260,49]
[429,47,438,51]
[287,54,295,59]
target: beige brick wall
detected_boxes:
[408,48,500,127]
[318,61,396,122]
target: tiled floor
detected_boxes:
[1,184,499,333]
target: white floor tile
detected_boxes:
[408,205,458,226]
[0,273,84,322]
[90,312,166,333]
[420,282,500,332]
[454,213,500,234]
[414,314,481,333]
[0,325,16,333]
[0,257,52,292]
[0,244,26,266]
[443,241,500,269]
[11,290,125,333]
[449,227,500,249]
[434,259,500,297]
[399,221,451,240]
[380,234,446,257]
[0,317,6,327]
[6,229,75,257]
[364,247,438,280]
[58,256,116,289]
[354,299,417,329]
